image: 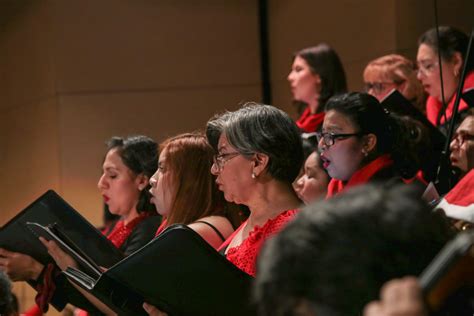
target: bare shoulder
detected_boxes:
[188,216,235,249]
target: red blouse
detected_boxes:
[296,107,325,132]
[326,154,394,198]
[426,71,474,126]
[218,209,298,276]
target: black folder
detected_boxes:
[64,224,255,316]
[0,190,124,272]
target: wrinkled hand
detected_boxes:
[39,237,77,271]
[364,277,426,316]
[143,303,168,316]
[0,248,44,281]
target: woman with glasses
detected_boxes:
[318,92,420,198]
[363,54,426,113]
[417,26,474,129]
[207,103,303,276]
[288,44,347,132]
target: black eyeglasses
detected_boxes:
[316,131,363,147]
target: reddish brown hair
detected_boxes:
[160,133,226,226]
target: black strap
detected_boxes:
[194,220,226,242]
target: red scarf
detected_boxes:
[326,154,394,198]
[107,213,150,248]
[296,107,325,132]
[426,71,474,126]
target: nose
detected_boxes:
[450,137,459,151]
[287,71,294,82]
[97,174,107,190]
[317,137,327,152]
[210,161,219,175]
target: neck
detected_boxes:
[123,208,140,225]
[308,97,320,114]
[245,179,300,228]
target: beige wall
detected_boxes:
[0,0,472,314]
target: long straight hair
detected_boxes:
[161,133,226,226]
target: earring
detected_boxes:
[251,172,256,179]
[362,149,368,157]
[454,69,459,77]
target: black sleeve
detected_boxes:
[120,216,162,256]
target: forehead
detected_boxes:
[457,116,474,133]
[104,148,125,168]
[293,55,310,67]
[158,149,167,162]
[364,67,388,82]
[417,43,437,61]
[323,110,357,131]
[305,151,319,167]
[217,133,231,151]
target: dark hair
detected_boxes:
[0,271,12,314]
[325,92,421,178]
[418,26,473,72]
[224,102,304,183]
[255,184,453,316]
[106,135,158,214]
[294,44,348,111]
[205,111,232,152]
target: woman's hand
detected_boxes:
[143,303,168,316]
[364,277,426,316]
[39,237,77,271]
[0,248,44,281]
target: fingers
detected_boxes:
[143,303,168,316]
[363,301,384,316]
[0,248,13,258]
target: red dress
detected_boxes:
[218,209,298,276]
[326,154,395,198]
[426,71,474,126]
[296,107,325,132]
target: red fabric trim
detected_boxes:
[221,209,298,276]
[296,107,325,132]
[445,169,474,207]
[326,154,394,198]
[107,213,151,248]
[426,71,474,126]
[23,304,43,316]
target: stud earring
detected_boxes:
[251,172,256,179]
[362,149,368,157]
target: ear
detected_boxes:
[363,133,377,154]
[451,51,463,76]
[252,153,270,177]
[135,173,150,191]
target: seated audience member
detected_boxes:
[294,150,330,204]
[288,44,347,132]
[149,133,235,248]
[0,135,161,314]
[364,54,426,113]
[255,184,453,316]
[318,92,422,198]
[417,26,474,130]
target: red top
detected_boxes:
[326,154,394,198]
[218,209,298,276]
[426,71,474,126]
[296,107,325,132]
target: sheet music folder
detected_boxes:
[0,190,124,270]
[64,224,255,316]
